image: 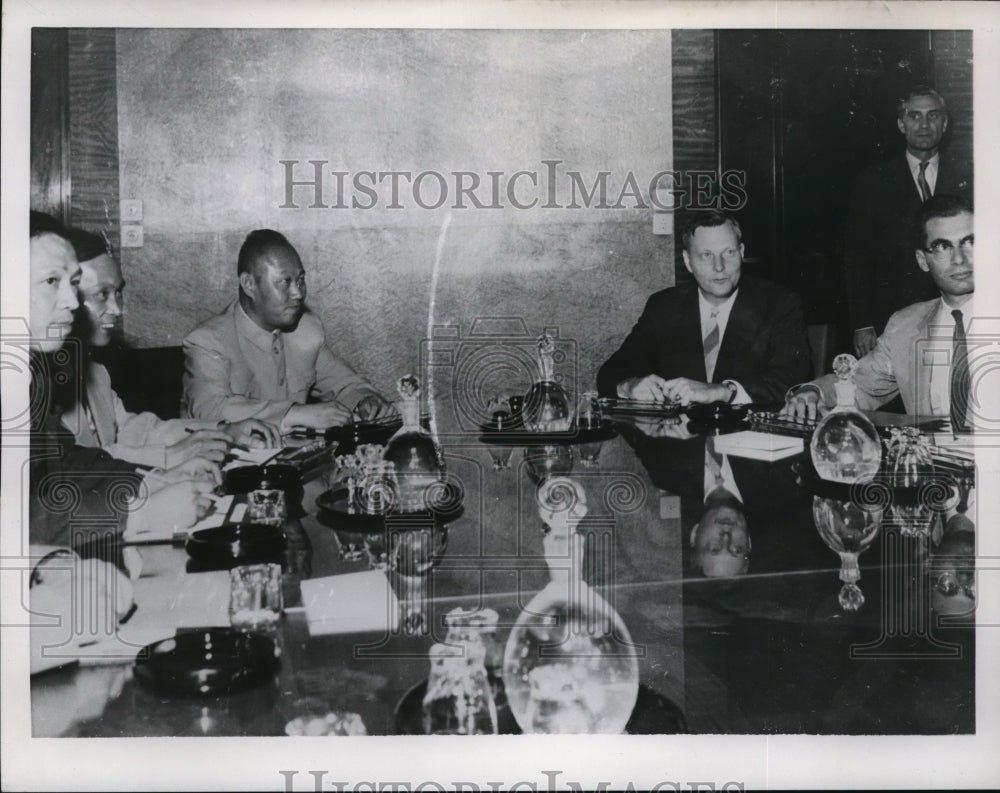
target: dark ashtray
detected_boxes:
[315,486,464,532]
[683,401,751,427]
[393,680,686,735]
[793,459,960,509]
[185,524,287,566]
[477,424,617,447]
[324,418,405,450]
[133,628,280,698]
[224,463,303,498]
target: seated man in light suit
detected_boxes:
[182,229,394,430]
[62,229,281,469]
[597,209,810,406]
[783,194,974,429]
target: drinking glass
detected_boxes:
[229,563,283,630]
[247,489,287,527]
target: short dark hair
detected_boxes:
[67,227,112,264]
[237,229,300,276]
[914,193,972,250]
[897,85,947,119]
[681,210,742,251]
[30,210,70,241]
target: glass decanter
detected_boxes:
[502,477,639,733]
[809,353,882,483]
[886,427,937,538]
[382,374,446,512]
[421,642,498,735]
[812,495,883,611]
[522,333,572,432]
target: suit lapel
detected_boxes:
[912,301,941,416]
[679,288,708,381]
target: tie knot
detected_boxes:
[952,309,963,323]
[919,160,929,174]
[710,308,719,319]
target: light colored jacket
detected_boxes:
[61,360,213,468]
[811,298,946,416]
[182,301,379,424]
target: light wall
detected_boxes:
[116,29,675,400]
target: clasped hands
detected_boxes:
[284,394,398,430]
[618,374,731,406]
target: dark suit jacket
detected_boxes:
[596,276,810,404]
[29,363,140,549]
[844,152,972,335]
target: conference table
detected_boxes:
[30,407,975,737]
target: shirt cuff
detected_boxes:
[722,380,752,405]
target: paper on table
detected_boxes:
[301,570,400,636]
[713,430,804,462]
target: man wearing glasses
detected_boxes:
[784,194,974,428]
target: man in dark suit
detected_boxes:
[597,209,810,405]
[846,85,973,357]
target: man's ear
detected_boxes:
[682,250,693,275]
[689,524,699,548]
[897,116,906,135]
[915,249,930,274]
[238,271,256,297]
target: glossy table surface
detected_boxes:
[31,414,975,737]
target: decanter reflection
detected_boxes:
[421,642,498,735]
[383,374,445,512]
[576,391,604,467]
[809,354,882,483]
[812,495,883,611]
[523,444,574,485]
[522,333,572,432]
[502,477,639,733]
[886,427,937,537]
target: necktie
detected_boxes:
[917,161,932,202]
[950,309,970,433]
[705,436,725,491]
[703,308,720,381]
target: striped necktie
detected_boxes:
[703,307,720,381]
[950,309,970,433]
[917,161,932,202]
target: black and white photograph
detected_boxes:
[2,1,999,790]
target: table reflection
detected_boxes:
[31,407,975,736]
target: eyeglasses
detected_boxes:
[933,572,975,600]
[924,234,974,261]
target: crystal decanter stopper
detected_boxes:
[809,353,882,483]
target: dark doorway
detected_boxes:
[715,30,970,374]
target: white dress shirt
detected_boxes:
[906,151,939,197]
[697,289,750,403]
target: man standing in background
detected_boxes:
[845,85,972,357]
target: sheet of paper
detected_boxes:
[301,570,400,636]
[713,430,804,462]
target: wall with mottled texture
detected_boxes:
[116,29,673,401]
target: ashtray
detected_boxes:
[133,628,280,698]
[185,524,287,566]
